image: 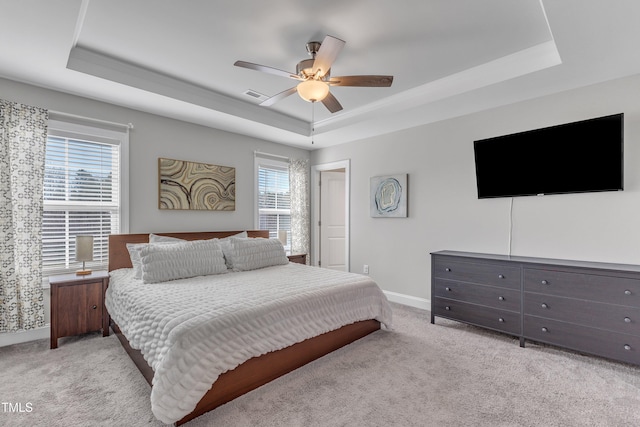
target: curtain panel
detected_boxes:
[0,100,48,333]
[289,158,310,261]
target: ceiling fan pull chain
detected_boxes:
[311,102,315,145]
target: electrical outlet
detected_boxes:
[363,264,369,274]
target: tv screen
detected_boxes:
[473,113,624,199]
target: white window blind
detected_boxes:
[43,120,127,276]
[257,159,291,250]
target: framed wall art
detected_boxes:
[158,158,236,211]
[370,174,407,218]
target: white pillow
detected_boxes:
[149,233,183,243]
[218,231,248,268]
[126,240,182,279]
[149,231,249,269]
[227,237,289,271]
[126,242,150,279]
[138,239,227,283]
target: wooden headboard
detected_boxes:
[108,230,270,271]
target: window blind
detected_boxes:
[257,162,291,249]
[43,134,121,276]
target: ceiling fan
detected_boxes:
[234,35,393,113]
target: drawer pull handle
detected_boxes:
[625,290,632,296]
[541,303,548,309]
[624,317,632,323]
[92,305,97,310]
[541,327,548,333]
[498,296,504,301]
[445,306,451,311]
[498,274,504,279]
[445,268,451,272]
[445,287,452,292]
[624,344,632,351]
[541,280,549,285]
[498,317,505,323]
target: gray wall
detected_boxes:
[4,71,640,321]
[311,73,640,303]
[0,77,310,324]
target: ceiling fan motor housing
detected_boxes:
[297,58,330,80]
[306,41,321,56]
[297,41,330,79]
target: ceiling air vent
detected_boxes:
[243,89,267,102]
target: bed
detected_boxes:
[106,230,392,425]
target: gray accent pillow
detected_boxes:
[138,239,227,283]
[227,237,289,271]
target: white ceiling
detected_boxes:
[1,0,640,149]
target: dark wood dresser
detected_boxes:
[431,251,640,365]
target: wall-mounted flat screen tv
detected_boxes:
[474,113,624,199]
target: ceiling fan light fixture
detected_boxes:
[297,79,329,102]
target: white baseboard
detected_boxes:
[383,291,430,311]
[0,325,50,347]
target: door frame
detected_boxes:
[311,159,350,271]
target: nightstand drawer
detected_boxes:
[55,281,103,337]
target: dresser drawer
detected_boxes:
[433,298,521,335]
[524,268,640,306]
[524,316,640,365]
[433,257,520,290]
[524,293,640,336]
[434,279,520,312]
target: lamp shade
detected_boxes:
[297,80,329,102]
[75,235,94,262]
[278,230,288,247]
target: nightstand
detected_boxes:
[287,254,307,265]
[49,270,110,349]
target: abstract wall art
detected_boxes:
[370,174,408,218]
[158,158,236,211]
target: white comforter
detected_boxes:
[105,263,392,424]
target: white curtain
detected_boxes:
[0,100,48,333]
[289,158,310,261]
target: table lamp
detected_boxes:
[75,235,93,275]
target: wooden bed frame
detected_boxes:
[107,230,381,425]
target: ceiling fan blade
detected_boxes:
[234,61,301,80]
[312,35,345,77]
[321,91,343,113]
[260,86,298,107]
[329,75,394,87]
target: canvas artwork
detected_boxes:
[370,174,408,218]
[159,158,236,210]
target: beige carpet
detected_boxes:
[1,303,640,426]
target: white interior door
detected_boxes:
[320,170,346,271]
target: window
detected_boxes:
[43,119,129,277]
[256,156,290,251]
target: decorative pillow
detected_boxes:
[126,242,149,279]
[227,237,289,271]
[149,232,248,269]
[138,239,227,283]
[127,240,183,279]
[218,231,248,268]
